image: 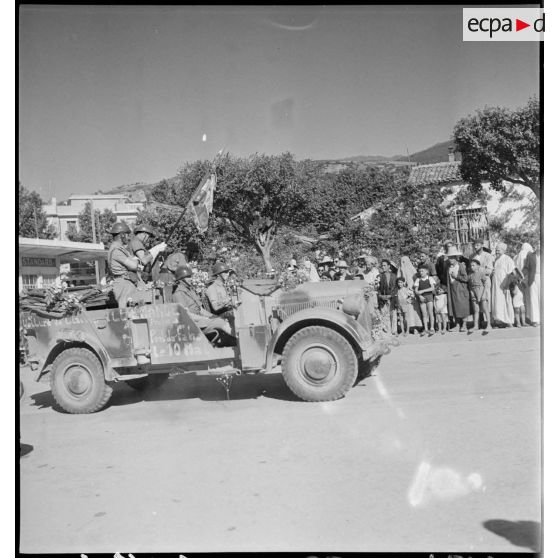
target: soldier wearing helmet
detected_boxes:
[128,223,167,280]
[107,222,141,308]
[172,265,233,342]
[205,261,237,316]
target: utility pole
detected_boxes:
[33,207,39,238]
[89,199,100,284]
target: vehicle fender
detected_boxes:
[38,328,115,381]
[265,307,372,372]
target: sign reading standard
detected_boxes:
[463,8,544,41]
[22,257,57,267]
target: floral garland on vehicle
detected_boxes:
[19,285,104,318]
[362,283,394,342]
[277,269,310,291]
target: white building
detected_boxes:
[44,192,146,240]
[19,237,107,292]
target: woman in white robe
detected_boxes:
[491,242,515,327]
[522,246,540,325]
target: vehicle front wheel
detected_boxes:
[50,347,112,414]
[125,373,169,391]
[281,326,358,402]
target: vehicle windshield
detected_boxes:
[240,279,281,296]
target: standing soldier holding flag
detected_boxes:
[127,223,167,282]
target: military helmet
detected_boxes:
[174,265,193,281]
[212,261,232,276]
[110,222,131,235]
[134,223,156,236]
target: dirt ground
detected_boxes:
[19,326,541,554]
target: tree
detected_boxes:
[67,202,117,247]
[18,183,56,239]
[134,204,204,258]
[325,168,449,262]
[212,153,313,271]
[453,97,540,199]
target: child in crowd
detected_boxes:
[434,285,448,334]
[414,264,437,336]
[510,282,527,327]
[468,258,491,331]
[395,277,414,336]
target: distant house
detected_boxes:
[44,193,146,240]
[352,149,537,249]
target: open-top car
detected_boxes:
[20,279,396,414]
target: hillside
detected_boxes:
[396,140,459,164]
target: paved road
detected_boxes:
[19,327,541,554]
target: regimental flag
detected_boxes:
[189,173,217,233]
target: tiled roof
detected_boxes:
[408,161,463,187]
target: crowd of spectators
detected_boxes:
[284,239,541,336]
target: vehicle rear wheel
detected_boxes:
[281,326,358,401]
[125,373,169,391]
[50,347,112,414]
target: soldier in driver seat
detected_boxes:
[172,265,235,346]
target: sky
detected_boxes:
[19,5,540,201]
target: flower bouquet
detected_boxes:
[277,269,310,291]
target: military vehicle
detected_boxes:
[20,279,395,414]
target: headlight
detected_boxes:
[342,294,362,318]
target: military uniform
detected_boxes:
[205,276,233,315]
[108,241,138,308]
[127,236,150,280]
[173,282,231,334]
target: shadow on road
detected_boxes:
[483,519,541,551]
[29,372,301,412]
[20,443,34,457]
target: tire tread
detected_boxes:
[282,325,358,402]
[50,347,112,414]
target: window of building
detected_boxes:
[42,274,59,287]
[21,275,38,288]
[451,207,490,248]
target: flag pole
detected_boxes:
[152,149,224,275]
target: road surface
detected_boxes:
[19,326,541,554]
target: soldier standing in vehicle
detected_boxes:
[172,265,233,342]
[107,222,141,308]
[206,261,237,316]
[127,223,167,281]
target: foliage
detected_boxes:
[489,216,540,254]
[138,126,539,275]
[18,183,56,239]
[151,153,314,273]
[453,97,540,199]
[277,269,310,291]
[306,164,389,235]
[324,171,449,262]
[212,153,311,272]
[67,202,117,246]
[134,205,203,256]
[190,269,210,297]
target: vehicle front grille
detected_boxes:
[275,297,340,321]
